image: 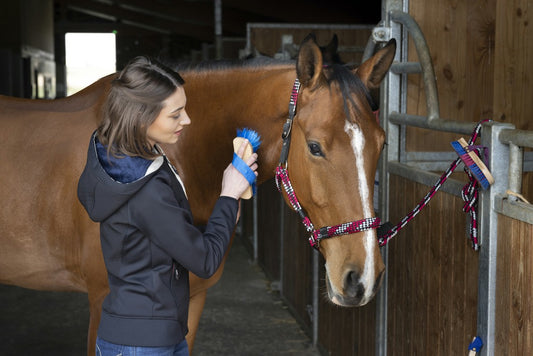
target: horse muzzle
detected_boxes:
[325,268,385,307]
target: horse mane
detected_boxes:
[169,56,294,74]
[165,57,374,123]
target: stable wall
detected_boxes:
[386,0,533,355]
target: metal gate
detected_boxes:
[376,0,533,355]
[244,0,533,354]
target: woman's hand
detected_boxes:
[220,139,259,200]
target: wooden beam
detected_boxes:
[54,0,215,41]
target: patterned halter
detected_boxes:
[274,78,381,249]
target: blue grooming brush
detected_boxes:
[232,128,261,199]
[236,128,261,152]
[451,138,494,190]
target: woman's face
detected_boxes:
[147,86,191,146]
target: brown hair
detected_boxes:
[97,56,185,159]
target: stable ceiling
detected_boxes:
[54,0,381,43]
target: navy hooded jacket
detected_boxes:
[77,131,238,347]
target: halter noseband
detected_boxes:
[274,78,381,249]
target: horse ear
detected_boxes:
[355,39,397,89]
[322,34,339,59]
[296,33,324,89]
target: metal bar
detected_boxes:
[389,112,478,134]
[362,35,377,62]
[279,196,285,295]
[404,151,460,162]
[391,61,422,74]
[508,143,523,200]
[494,196,533,224]
[375,2,407,355]
[214,0,222,59]
[246,22,374,30]
[312,249,319,347]
[477,121,515,356]
[499,128,533,148]
[253,194,258,261]
[388,161,464,196]
[389,10,440,122]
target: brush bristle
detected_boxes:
[236,128,261,152]
[451,140,490,189]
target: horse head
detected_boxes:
[285,35,396,306]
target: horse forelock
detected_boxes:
[324,64,374,125]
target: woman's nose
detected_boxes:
[181,111,191,125]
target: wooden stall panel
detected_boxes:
[493,0,533,131]
[255,178,314,332]
[495,214,533,355]
[280,207,314,333]
[493,0,533,202]
[405,0,497,152]
[249,26,373,65]
[318,262,377,356]
[257,179,283,280]
[387,175,478,356]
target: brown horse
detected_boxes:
[0,35,395,354]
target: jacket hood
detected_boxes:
[77,132,162,222]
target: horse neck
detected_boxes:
[180,65,296,183]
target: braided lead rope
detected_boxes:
[462,168,479,250]
[378,120,489,249]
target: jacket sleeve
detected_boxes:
[130,174,238,279]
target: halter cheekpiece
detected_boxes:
[275,78,381,249]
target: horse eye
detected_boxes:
[308,142,324,157]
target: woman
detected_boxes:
[77,56,258,356]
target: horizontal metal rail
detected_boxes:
[389,112,478,135]
[499,128,533,148]
[494,127,533,222]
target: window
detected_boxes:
[65,32,116,96]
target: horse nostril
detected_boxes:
[345,271,365,300]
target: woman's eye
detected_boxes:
[308,142,324,157]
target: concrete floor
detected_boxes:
[0,235,319,355]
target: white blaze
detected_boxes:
[344,120,375,303]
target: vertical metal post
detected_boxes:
[375,1,407,355]
[214,0,222,59]
[253,194,258,261]
[477,121,514,356]
[508,143,523,201]
[312,248,319,347]
[279,196,285,295]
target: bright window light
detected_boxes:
[65,32,116,96]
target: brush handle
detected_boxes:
[457,138,495,184]
[233,137,254,199]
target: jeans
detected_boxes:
[95,336,189,356]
